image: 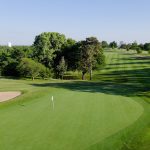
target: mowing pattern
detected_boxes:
[0,49,150,150]
[94,49,150,99]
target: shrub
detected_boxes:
[17,58,51,80]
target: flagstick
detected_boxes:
[51,96,54,110]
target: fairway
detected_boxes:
[0,50,150,150]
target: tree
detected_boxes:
[39,67,51,79]
[0,46,34,77]
[33,32,67,68]
[0,50,19,76]
[144,43,150,51]
[64,38,76,48]
[11,47,26,61]
[0,51,10,71]
[52,38,78,77]
[120,44,127,49]
[102,41,109,48]
[139,44,144,50]
[56,56,67,79]
[80,37,104,80]
[2,60,19,76]
[130,42,138,50]
[109,41,117,49]
[17,58,49,80]
[61,40,80,71]
[126,44,131,51]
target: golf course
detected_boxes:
[0,49,149,150]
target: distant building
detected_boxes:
[8,42,12,47]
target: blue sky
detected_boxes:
[0,0,150,45]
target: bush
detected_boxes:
[39,67,51,79]
[17,58,51,80]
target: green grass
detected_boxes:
[0,49,150,150]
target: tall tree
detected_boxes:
[61,40,80,71]
[33,32,66,68]
[80,37,104,80]
[109,41,117,49]
[56,56,67,79]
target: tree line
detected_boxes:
[1,33,149,80]
[0,32,105,80]
[102,41,150,53]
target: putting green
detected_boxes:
[0,83,143,150]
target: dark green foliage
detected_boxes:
[0,50,19,76]
[61,41,80,71]
[109,41,118,49]
[3,60,19,76]
[138,44,144,50]
[144,43,150,51]
[0,51,10,69]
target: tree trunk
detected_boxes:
[82,72,85,80]
[32,77,34,80]
[90,69,92,80]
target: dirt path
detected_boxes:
[0,92,21,103]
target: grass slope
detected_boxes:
[0,49,150,150]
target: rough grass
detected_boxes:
[0,49,150,150]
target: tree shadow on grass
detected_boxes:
[113,56,150,60]
[31,67,150,99]
[108,61,150,66]
[109,55,150,66]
